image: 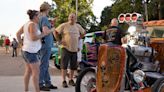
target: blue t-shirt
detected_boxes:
[39,16,53,48]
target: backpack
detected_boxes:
[11,41,18,48]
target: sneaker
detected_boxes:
[40,86,50,91]
[48,84,58,89]
[62,81,68,88]
[68,79,75,86]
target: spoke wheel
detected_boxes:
[152,77,164,92]
[75,68,96,92]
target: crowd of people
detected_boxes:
[3,37,19,57]
[15,2,86,92]
[13,1,124,92]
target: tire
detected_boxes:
[79,62,87,71]
[79,62,94,71]
[152,77,164,92]
[55,63,60,69]
[75,67,96,92]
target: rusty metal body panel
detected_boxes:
[144,20,164,72]
[96,44,126,92]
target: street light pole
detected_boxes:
[76,0,78,21]
[144,0,148,21]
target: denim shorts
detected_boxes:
[22,51,39,64]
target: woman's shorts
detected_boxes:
[22,51,39,64]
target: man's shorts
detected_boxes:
[22,51,39,64]
[61,48,77,70]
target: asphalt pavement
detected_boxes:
[0,47,75,92]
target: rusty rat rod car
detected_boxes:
[75,26,164,92]
[144,20,164,73]
[75,17,164,92]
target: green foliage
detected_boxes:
[148,0,164,20]
[100,6,112,30]
[119,23,129,33]
[0,39,4,46]
[50,0,164,34]
[111,0,164,20]
[99,0,135,31]
[88,25,101,33]
[52,0,97,32]
[111,0,143,16]
[101,26,108,31]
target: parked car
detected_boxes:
[52,31,105,70]
[50,42,62,69]
[79,31,105,70]
[50,42,58,59]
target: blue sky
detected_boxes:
[0,0,113,39]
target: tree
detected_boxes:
[52,0,97,32]
[111,0,144,17]
[155,0,164,19]
[99,6,112,31]
[105,0,164,23]
[88,24,101,32]
[140,0,164,20]
[0,39,3,46]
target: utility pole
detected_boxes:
[144,1,148,21]
[143,0,148,21]
[76,0,78,21]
